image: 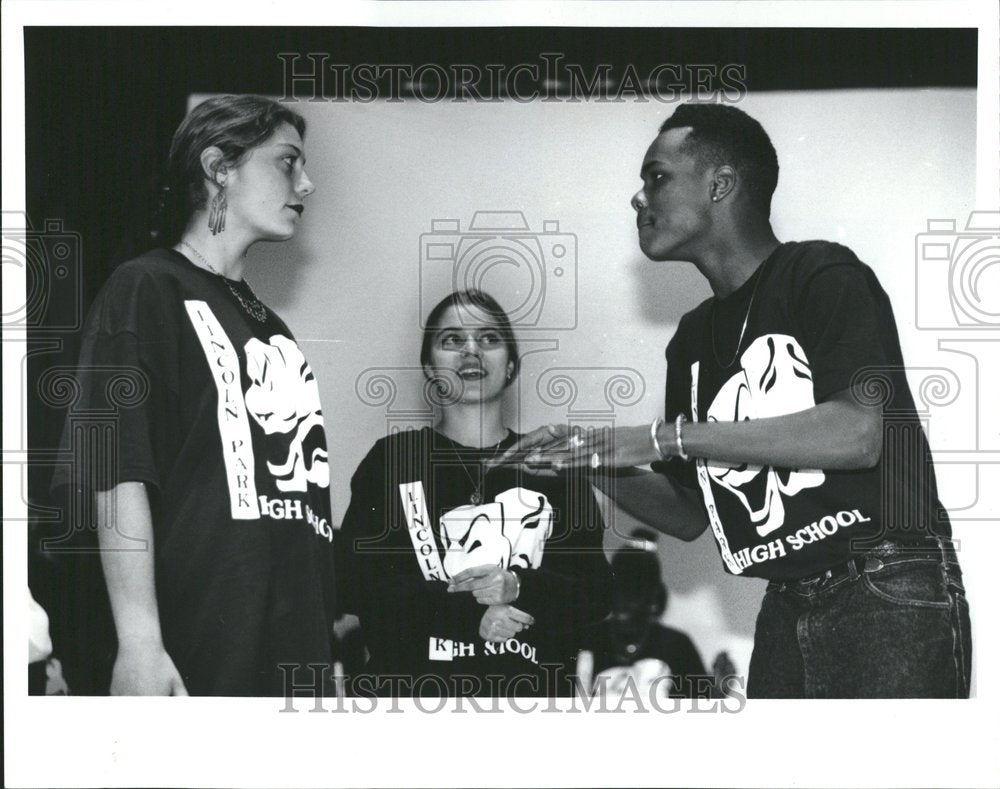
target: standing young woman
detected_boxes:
[340,290,612,697]
[57,95,335,695]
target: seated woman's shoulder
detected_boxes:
[349,428,433,485]
[363,427,434,459]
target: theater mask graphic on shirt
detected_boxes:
[244,335,330,492]
[440,487,553,578]
[705,334,825,537]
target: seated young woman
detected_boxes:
[339,289,612,697]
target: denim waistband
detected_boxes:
[863,536,962,567]
[770,536,961,594]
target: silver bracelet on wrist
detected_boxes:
[650,416,666,461]
[510,569,521,601]
[675,413,691,462]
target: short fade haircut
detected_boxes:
[659,104,779,214]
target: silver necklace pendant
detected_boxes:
[225,281,268,323]
[446,433,506,508]
[178,241,268,323]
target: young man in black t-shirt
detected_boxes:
[501,104,971,698]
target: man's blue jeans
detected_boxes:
[747,538,971,698]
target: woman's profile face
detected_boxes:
[223,121,314,242]
[426,303,514,406]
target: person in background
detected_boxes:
[580,528,719,699]
[29,587,69,695]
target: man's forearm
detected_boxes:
[591,470,707,541]
[662,393,882,471]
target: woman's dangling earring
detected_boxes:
[208,185,227,235]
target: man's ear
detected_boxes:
[710,165,736,203]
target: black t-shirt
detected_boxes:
[658,241,951,581]
[53,248,336,695]
[585,622,709,698]
[339,427,613,696]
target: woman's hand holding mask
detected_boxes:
[448,564,520,605]
[478,605,534,642]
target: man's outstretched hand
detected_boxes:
[488,424,660,472]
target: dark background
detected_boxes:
[22,26,977,693]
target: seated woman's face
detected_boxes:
[427,303,513,405]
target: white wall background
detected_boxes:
[197,88,981,680]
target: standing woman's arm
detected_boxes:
[96,482,187,695]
